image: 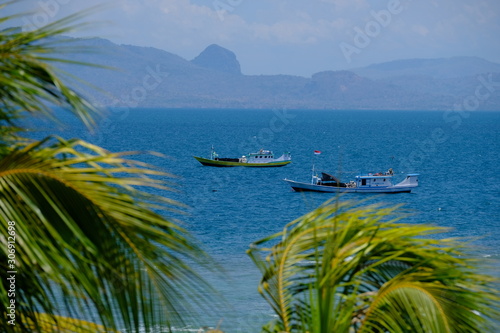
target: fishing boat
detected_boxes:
[194,147,291,167]
[284,168,419,193]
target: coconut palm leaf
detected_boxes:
[0,5,105,148]
[0,136,216,332]
[248,200,500,333]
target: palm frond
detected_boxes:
[248,200,500,333]
[0,6,107,143]
[0,136,217,332]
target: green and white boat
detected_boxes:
[194,147,291,167]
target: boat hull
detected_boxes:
[283,179,414,193]
[194,156,291,167]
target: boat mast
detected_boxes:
[211,145,216,160]
[311,150,320,184]
[311,161,315,184]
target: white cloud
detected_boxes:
[463,1,499,24]
[250,18,347,45]
[412,25,430,37]
[320,0,369,11]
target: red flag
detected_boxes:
[314,150,321,155]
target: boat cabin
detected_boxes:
[244,150,275,163]
[354,174,393,188]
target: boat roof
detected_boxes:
[320,172,341,182]
[355,173,419,179]
[356,174,393,179]
[249,150,273,155]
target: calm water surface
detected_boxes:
[30,109,500,332]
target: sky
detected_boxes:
[4,0,500,77]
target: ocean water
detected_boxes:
[27,108,500,332]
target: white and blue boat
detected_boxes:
[284,169,419,193]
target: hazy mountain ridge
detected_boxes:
[350,57,500,80]
[59,37,500,110]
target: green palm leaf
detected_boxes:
[0,136,216,332]
[248,200,500,333]
[0,4,106,149]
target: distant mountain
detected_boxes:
[56,37,500,110]
[350,57,500,80]
[191,44,241,75]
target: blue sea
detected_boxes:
[28,108,500,332]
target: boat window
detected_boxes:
[361,179,367,186]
